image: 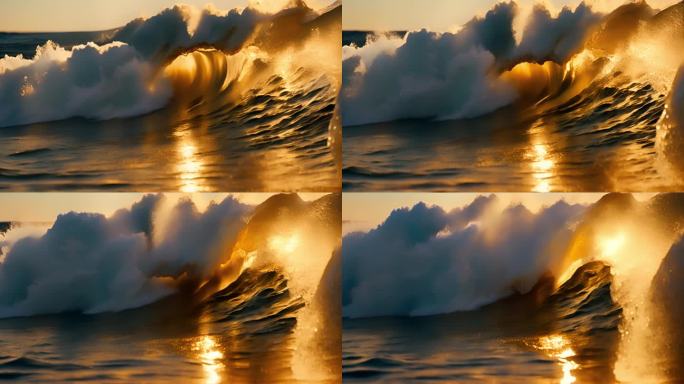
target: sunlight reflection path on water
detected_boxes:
[194,335,225,384]
[530,335,578,384]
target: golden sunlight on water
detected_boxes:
[274,52,296,93]
[529,143,555,192]
[174,124,207,193]
[530,335,578,384]
[194,335,225,384]
[500,61,566,101]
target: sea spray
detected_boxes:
[0,194,252,317]
[577,197,675,382]
[342,195,585,318]
[218,193,341,381]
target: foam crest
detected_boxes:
[342,196,586,318]
[341,1,684,127]
[0,0,337,127]
[0,41,172,127]
[0,195,252,318]
[341,1,605,126]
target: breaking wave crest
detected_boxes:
[0,193,340,321]
[341,1,684,128]
[0,0,341,128]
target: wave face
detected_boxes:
[0,2,341,191]
[203,268,304,335]
[548,261,621,335]
[342,1,684,191]
[0,192,340,382]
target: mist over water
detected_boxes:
[342,1,684,191]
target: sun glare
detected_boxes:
[530,143,555,192]
[194,335,225,384]
[598,232,626,261]
[532,335,578,384]
[174,124,207,193]
[268,233,300,254]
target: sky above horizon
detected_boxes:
[343,0,681,31]
[0,0,333,32]
[343,193,655,235]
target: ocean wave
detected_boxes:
[547,260,621,335]
[0,41,173,127]
[342,259,623,382]
[341,1,684,127]
[0,192,340,321]
[343,192,684,382]
[343,193,684,318]
[342,195,586,318]
[0,194,251,317]
[0,192,341,382]
[202,268,305,336]
[0,1,340,128]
